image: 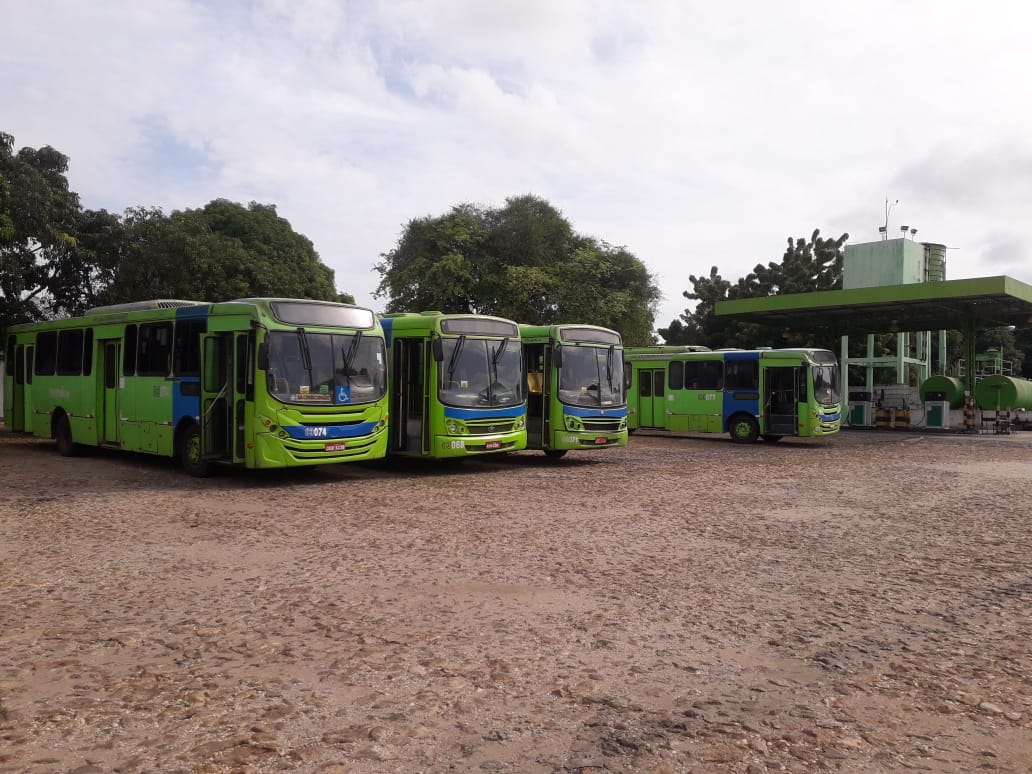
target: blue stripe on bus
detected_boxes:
[563,405,628,418]
[823,412,841,423]
[444,406,526,420]
[176,305,210,319]
[174,378,201,424]
[379,317,395,347]
[281,421,379,440]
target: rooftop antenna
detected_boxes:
[882,197,898,240]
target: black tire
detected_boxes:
[54,413,80,457]
[179,423,213,477]
[729,414,759,444]
[761,434,783,443]
[544,449,568,459]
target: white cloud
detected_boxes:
[4,0,1032,328]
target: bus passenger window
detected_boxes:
[668,361,684,390]
[138,322,173,376]
[124,325,138,375]
[35,332,57,375]
[57,329,84,375]
[726,361,757,391]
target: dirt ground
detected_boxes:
[0,427,1030,774]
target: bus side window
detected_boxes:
[138,322,173,376]
[124,325,138,375]
[56,329,84,375]
[174,319,205,376]
[35,331,57,375]
[726,361,757,391]
[668,361,684,390]
[5,336,15,380]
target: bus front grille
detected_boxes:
[464,418,517,435]
[581,417,623,432]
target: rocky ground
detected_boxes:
[0,427,1029,774]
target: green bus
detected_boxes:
[519,323,628,457]
[625,346,842,443]
[3,298,389,474]
[379,312,527,458]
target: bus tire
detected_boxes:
[179,423,213,477]
[54,413,80,457]
[544,449,568,459]
[761,434,783,443]
[729,414,759,444]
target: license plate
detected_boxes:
[485,441,501,450]
[594,437,607,445]
[324,442,346,452]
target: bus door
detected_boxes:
[390,337,427,453]
[99,340,121,444]
[637,368,665,428]
[7,343,26,431]
[23,345,35,432]
[200,333,232,461]
[763,365,800,435]
[231,332,252,464]
[524,342,547,447]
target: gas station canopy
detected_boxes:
[715,276,1032,336]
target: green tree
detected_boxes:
[375,195,660,344]
[374,205,488,314]
[99,200,339,305]
[0,132,83,331]
[662,229,848,348]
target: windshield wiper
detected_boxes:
[296,327,313,381]
[340,330,363,383]
[446,335,466,383]
[605,345,614,388]
[492,337,509,364]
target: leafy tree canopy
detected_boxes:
[97,200,338,306]
[0,131,83,327]
[375,194,660,345]
[2,130,348,339]
[659,229,848,349]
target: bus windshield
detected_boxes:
[812,364,841,406]
[558,344,626,407]
[439,337,525,408]
[266,330,386,405]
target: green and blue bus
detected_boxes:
[519,323,628,458]
[625,346,842,443]
[3,298,389,474]
[379,312,526,458]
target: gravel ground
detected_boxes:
[0,427,1030,774]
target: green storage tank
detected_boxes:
[974,375,1032,411]
[919,375,966,409]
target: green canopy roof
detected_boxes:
[716,276,1032,335]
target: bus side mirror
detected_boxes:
[432,338,444,362]
[551,347,562,369]
[257,342,269,371]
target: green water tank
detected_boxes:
[919,375,966,409]
[974,375,1032,411]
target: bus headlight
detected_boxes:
[448,422,458,434]
[516,416,525,430]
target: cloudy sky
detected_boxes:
[5,0,1031,329]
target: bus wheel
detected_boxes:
[54,413,80,457]
[544,449,568,459]
[179,424,212,477]
[761,434,783,443]
[729,415,759,444]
